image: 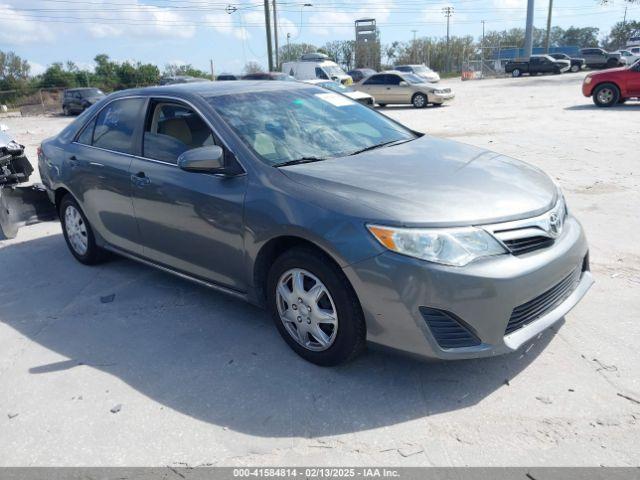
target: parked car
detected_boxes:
[626,36,640,48]
[303,79,375,105]
[354,71,454,107]
[579,48,624,69]
[241,72,295,81]
[549,53,585,73]
[0,126,32,185]
[393,64,440,83]
[582,60,640,107]
[613,50,640,66]
[62,88,105,116]
[282,52,353,85]
[159,76,210,85]
[505,55,570,77]
[39,81,592,365]
[346,68,377,83]
[216,73,239,81]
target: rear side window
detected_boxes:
[92,98,145,155]
[142,101,215,164]
[383,74,402,85]
[395,66,410,72]
[363,75,383,85]
[315,67,329,80]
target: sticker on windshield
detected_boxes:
[315,92,353,107]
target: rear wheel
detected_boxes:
[593,83,620,107]
[606,58,618,68]
[511,69,521,78]
[63,105,70,116]
[267,247,366,366]
[59,195,104,265]
[570,64,580,73]
[412,93,428,108]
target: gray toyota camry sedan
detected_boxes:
[38,81,593,366]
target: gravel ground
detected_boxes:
[1,72,639,467]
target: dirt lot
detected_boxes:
[1,72,639,466]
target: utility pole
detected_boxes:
[286,32,291,63]
[544,0,553,54]
[272,0,279,70]
[210,59,215,80]
[442,6,454,71]
[523,0,534,58]
[263,0,274,71]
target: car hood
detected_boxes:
[280,135,557,226]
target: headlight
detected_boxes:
[367,225,507,267]
[584,76,592,84]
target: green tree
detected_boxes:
[243,61,264,75]
[603,20,640,49]
[0,50,30,91]
[164,63,209,79]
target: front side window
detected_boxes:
[92,98,145,155]
[143,101,215,164]
[207,87,416,166]
[384,74,402,85]
[315,67,329,80]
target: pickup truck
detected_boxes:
[549,53,585,73]
[579,48,624,69]
[505,55,570,77]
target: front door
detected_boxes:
[68,97,145,254]
[129,99,248,291]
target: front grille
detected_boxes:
[420,307,481,349]
[506,269,579,335]
[503,236,554,255]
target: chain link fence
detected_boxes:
[0,87,65,116]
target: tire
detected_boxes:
[570,64,580,73]
[592,83,620,107]
[59,195,104,265]
[412,93,428,108]
[267,246,366,366]
[63,105,70,116]
[511,69,521,78]
[606,58,618,68]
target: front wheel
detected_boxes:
[267,247,366,366]
[59,195,104,265]
[511,69,521,78]
[570,64,580,73]
[412,93,428,108]
[62,106,70,116]
[593,83,620,107]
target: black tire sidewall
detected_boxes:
[266,248,366,366]
[60,195,101,265]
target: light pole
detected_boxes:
[523,0,534,58]
[544,0,553,54]
[264,0,274,71]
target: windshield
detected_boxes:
[81,88,104,97]
[323,65,347,77]
[414,65,433,73]
[207,87,415,166]
[319,81,353,92]
[403,73,427,84]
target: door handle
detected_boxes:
[131,171,151,187]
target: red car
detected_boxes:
[582,60,640,107]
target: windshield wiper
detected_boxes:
[273,157,327,168]
[347,138,413,156]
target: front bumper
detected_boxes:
[430,92,455,103]
[343,215,592,360]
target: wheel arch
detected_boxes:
[253,235,347,307]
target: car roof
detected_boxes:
[108,80,313,100]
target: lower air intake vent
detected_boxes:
[419,307,481,349]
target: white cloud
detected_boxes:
[205,13,251,40]
[0,3,54,44]
[27,61,46,75]
[84,3,196,39]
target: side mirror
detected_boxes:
[178,145,225,173]
[399,81,408,86]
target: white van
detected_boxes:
[282,53,353,85]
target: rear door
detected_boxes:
[627,62,640,96]
[67,97,145,254]
[128,98,248,290]
[358,74,387,101]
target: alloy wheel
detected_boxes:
[275,268,338,351]
[64,205,88,255]
[597,88,614,105]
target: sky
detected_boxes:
[1,0,638,75]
